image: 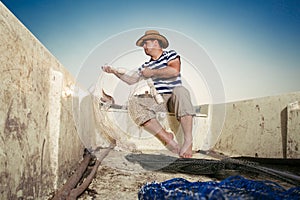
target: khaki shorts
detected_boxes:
[128,86,195,126]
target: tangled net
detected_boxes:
[138,175,300,200]
[90,69,154,151]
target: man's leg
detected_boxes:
[168,86,195,158]
[179,115,193,158]
[128,95,179,154]
[143,118,179,154]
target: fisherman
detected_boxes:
[102,30,195,158]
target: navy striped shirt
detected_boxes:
[138,50,182,94]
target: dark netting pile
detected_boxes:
[138,175,300,200]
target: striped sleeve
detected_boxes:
[167,50,179,62]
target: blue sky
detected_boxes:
[1,0,300,102]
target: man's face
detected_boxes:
[142,40,157,55]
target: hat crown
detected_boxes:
[145,30,160,35]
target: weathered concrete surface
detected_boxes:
[287,101,300,158]
[0,2,84,199]
[212,92,300,158]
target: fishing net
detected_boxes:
[138,175,300,200]
[90,68,166,152]
[91,70,140,151]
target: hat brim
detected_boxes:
[136,33,169,49]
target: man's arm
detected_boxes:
[102,66,140,85]
[141,57,180,78]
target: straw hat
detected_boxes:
[136,30,169,49]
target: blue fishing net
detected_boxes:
[138,175,300,200]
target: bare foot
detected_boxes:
[157,132,179,154]
[165,139,180,154]
[179,141,193,158]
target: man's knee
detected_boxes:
[172,86,190,97]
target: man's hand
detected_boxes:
[101,65,140,85]
[101,65,116,74]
